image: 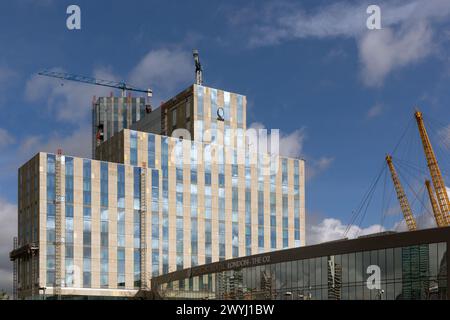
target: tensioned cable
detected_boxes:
[396,163,435,221]
[380,165,389,233]
[344,162,386,238]
[344,164,384,236]
[344,118,418,237]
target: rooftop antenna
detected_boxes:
[193,49,203,85]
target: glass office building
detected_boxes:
[151,227,449,300]
[92,96,148,158]
[11,84,306,299]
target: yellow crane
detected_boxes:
[386,155,417,231]
[425,180,446,227]
[414,111,450,226]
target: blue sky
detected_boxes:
[1,0,450,293]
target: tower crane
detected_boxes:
[386,155,417,231]
[192,49,203,85]
[38,70,152,97]
[425,180,446,227]
[414,111,450,226]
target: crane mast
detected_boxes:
[425,180,447,227]
[386,155,417,231]
[414,111,450,226]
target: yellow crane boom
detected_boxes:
[386,155,417,231]
[414,111,450,226]
[425,180,446,227]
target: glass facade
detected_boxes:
[21,83,305,299]
[175,141,184,271]
[65,157,74,287]
[100,162,109,288]
[161,137,169,274]
[130,131,138,166]
[157,242,448,300]
[245,153,252,256]
[193,85,246,143]
[294,160,301,246]
[205,159,212,264]
[92,96,146,157]
[82,159,92,288]
[46,154,56,286]
[191,142,199,266]
[133,167,141,288]
[152,169,160,276]
[282,159,288,248]
[117,164,126,288]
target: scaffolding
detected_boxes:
[54,149,63,299]
[12,237,17,300]
[140,163,148,290]
[10,242,39,299]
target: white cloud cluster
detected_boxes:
[25,48,193,122]
[306,156,334,180]
[307,217,385,245]
[20,47,194,161]
[438,125,450,149]
[0,198,16,296]
[248,122,334,179]
[0,128,15,149]
[128,48,192,103]
[248,121,306,157]
[359,22,433,86]
[366,103,384,118]
[232,0,450,87]
[18,125,92,159]
[25,67,118,123]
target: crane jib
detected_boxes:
[37,70,152,95]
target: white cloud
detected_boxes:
[25,67,117,123]
[0,128,15,149]
[0,198,16,296]
[359,22,433,86]
[248,122,334,178]
[393,211,437,232]
[279,128,306,158]
[366,103,384,118]
[128,48,192,104]
[307,217,385,245]
[438,125,450,149]
[232,0,450,87]
[249,122,307,158]
[18,125,91,159]
[306,156,334,180]
[25,48,193,122]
